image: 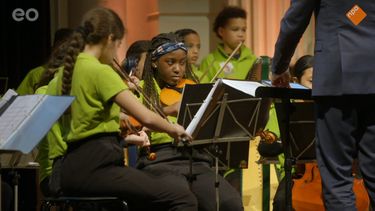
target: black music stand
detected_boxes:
[255,86,312,211]
[178,80,270,211]
[275,101,315,161]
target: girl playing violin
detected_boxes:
[138,32,243,211]
[47,7,197,211]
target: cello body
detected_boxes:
[292,163,370,210]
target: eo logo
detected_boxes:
[12,8,39,22]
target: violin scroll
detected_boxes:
[256,129,278,144]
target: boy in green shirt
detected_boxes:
[199,6,257,83]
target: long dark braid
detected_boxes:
[142,51,160,110]
[35,28,74,90]
[61,32,85,95]
[35,40,70,90]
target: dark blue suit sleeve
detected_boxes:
[272,0,318,74]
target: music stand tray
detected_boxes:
[177,79,270,169]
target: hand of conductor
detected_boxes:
[271,70,291,88]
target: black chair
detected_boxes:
[40,196,128,211]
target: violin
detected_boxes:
[159,78,196,106]
[256,129,278,144]
[113,59,163,161]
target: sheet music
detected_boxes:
[0,95,45,147]
[185,80,220,136]
[222,79,265,96]
[0,93,74,153]
[0,89,18,110]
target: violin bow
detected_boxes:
[113,58,190,146]
[112,58,168,120]
[209,41,243,83]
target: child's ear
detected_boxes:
[218,27,225,39]
[104,34,115,45]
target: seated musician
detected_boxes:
[137,32,243,211]
[119,40,152,145]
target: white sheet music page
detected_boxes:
[0,89,18,109]
[186,80,221,136]
[222,79,265,96]
[0,95,45,147]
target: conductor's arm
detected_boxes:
[271,0,317,87]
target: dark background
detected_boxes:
[0,0,51,94]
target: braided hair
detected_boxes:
[59,7,124,95]
[35,28,73,90]
[142,32,197,109]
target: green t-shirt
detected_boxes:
[198,44,257,83]
[138,79,176,145]
[62,53,127,142]
[16,65,46,95]
[45,75,67,160]
[35,72,68,182]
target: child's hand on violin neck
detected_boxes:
[127,76,140,91]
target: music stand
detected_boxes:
[0,89,74,211]
[178,79,270,211]
[275,101,315,161]
[255,86,312,211]
[178,81,270,169]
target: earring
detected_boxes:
[152,63,157,69]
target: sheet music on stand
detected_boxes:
[0,89,74,153]
[177,79,271,169]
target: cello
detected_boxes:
[292,162,370,210]
[257,130,370,210]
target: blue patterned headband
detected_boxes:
[151,42,188,60]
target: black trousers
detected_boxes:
[61,135,198,211]
[315,95,375,210]
[137,145,244,211]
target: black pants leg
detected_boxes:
[139,147,243,211]
[315,96,375,210]
[61,136,198,211]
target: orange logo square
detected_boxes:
[346,5,367,25]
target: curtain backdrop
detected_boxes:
[229,0,315,64]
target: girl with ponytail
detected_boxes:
[51,7,197,211]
